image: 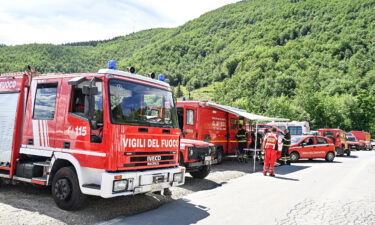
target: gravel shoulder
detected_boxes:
[0,158,258,225]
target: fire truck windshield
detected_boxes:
[347,137,356,141]
[109,79,178,128]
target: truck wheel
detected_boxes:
[335,147,343,156]
[52,166,86,211]
[190,165,211,179]
[346,150,351,156]
[290,152,299,162]
[325,152,335,162]
[216,148,224,164]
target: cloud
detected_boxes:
[0,0,240,45]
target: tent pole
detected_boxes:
[253,123,258,173]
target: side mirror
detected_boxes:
[301,143,306,147]
[182,130,187,137]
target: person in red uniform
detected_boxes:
[262,128,279,177]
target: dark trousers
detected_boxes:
[238,142,246,154]
[280,146,290,164]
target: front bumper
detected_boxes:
[91,166,185,198]
[187,156,216,168]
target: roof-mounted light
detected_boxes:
[127,67,135,73]
[107,60,117,69]
[182,96,186,101]
[158,74,165,81]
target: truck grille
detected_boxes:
[123,151,176,168]
[130,155,174,162]
[188,147,210,161]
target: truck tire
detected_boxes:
[346,149,351,156]
[335,147,343,156]
[190,165,211,179]
[216,147,224,164]
[290,152,299,162]
[52,166,86,211]
[325,152,335,162]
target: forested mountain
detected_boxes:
[0,0,374,134]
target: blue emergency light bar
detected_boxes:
[108,60,117,69]
[158,74,165,81]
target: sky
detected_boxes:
[0,0,241,46]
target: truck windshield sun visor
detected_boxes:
[108,79,178,128]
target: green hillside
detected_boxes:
[0,0,374,133]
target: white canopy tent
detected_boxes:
[206,102,290,172]
[206,102,289,122]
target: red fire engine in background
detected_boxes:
[177,101,252,163]
[348,131,372,151]
[346,133,361,151]
[0,61,185,210]
[318,128,350,156]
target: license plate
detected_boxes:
[150,183,164,191]
[153,175,164,183]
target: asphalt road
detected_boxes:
[98,151,375,225]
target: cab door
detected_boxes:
[299,137,315,158]
[227,114,238,154]
[56,78,106,169]
[23,79,61,149]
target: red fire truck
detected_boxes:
[346,134,361,151]
[177,101,251,163]
[317,128,350,156]
[180,139,215,179]
[348,131,372,151]
[0,62,185,210]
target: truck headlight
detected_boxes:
[173,173,183,183]
[113,179,128,192]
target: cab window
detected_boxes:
[70,81,103,125]
[186,109,194,125]
[323,131,334,136]
[303,137,314,145]
[33,83,58,120]
[289,126,302,135]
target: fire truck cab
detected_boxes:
[0,63,185,210]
